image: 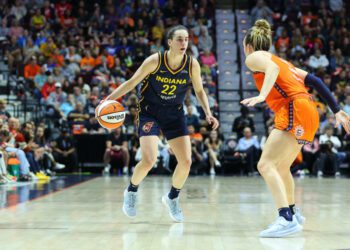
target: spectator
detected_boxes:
[232,106,255,139]
[251,0,273,24]
[52,127,78,172]
[204,130,222,175]
[316,125,341,177]
[308,49,329,70]
[24,56,41,81]
[198,27,213,52]
[67,102,89,134]
[30,8,46,32]
[235,127,260,175]
[103,127,130,175]
[185,105,200,132]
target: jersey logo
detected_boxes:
[160,70,167,73]
[142,122,154,133]
[181,70,188,74]
[294,125,304,138]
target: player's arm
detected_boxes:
[191,58,219,130]
[295,68,350,134]
[241,51,280,107]
[295,68,340,114]
[105,53,159,101]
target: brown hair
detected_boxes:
[244,19,272,51]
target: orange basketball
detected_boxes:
[95,100,126,129]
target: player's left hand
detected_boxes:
[206,115,219,130]
[240,95,265,107]
[335,110,350,134]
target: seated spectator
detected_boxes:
[0,129,31,182]
[5,36,21,71]
[73,86,86,107]
[47,82,68,108]
[80,50,96,72]
[52,127,78,172]
[103,127,130,175]
[24,56,41,81]
[251,0,273,24]
[41,76,56,100]
[198,27,213,52]
[204,130,222,175]
[315,125,341,177]
[40,36,57,58]
[67,102,89,134]
[232,106,255,139]
[308,49,329,71]
[30,8,46,32]
[186,105,200,132]
[235,127,260,175]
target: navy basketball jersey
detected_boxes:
[139,51,192,105]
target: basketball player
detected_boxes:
[241,19,350,237]
[103,25,219,222]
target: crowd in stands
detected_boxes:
[0,0,225,183]
[0,0,349,181]
[243,0,350,177]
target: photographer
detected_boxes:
[315,125,341,177]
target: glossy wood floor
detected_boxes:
[1,176,350,250]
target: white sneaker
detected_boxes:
[54,163,66,170]
[103,164,111,175]
[162,195,184,222]
[260,216,302,238]
[123,166,128,175]
[215,160,221,167]
[210,168,216,175]
[317,171,323,177]
[294,208,305,225]
[335,171,341,178]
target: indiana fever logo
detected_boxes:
[142,122,154,133]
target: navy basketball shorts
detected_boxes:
[138,101,189,140]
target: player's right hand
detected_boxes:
[335,110,350,134]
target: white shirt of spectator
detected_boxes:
[308,54,329,69]
[319,134,341,153]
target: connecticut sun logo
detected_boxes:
[294,125,304,138]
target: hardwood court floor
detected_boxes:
[0,176,350,250]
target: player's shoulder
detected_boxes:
[245,51,271,64]
[144,52,161,65]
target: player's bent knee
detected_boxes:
[179,157,192,170]
[257,160,272,175]
[141,156,157,169]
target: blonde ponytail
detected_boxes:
[245,19,272,51]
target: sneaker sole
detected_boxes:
[260,223,303,238]
[162,196,183,223]
[122,205,136,218]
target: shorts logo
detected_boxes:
[294,125,304,138]
[142,122,154,133]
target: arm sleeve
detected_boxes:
[304,73,340,114]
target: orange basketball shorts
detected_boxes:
[274,97,319,145]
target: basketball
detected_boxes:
[95,100,126,129]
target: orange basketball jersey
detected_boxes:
[252,54,309,112]
[252,54,319,144]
